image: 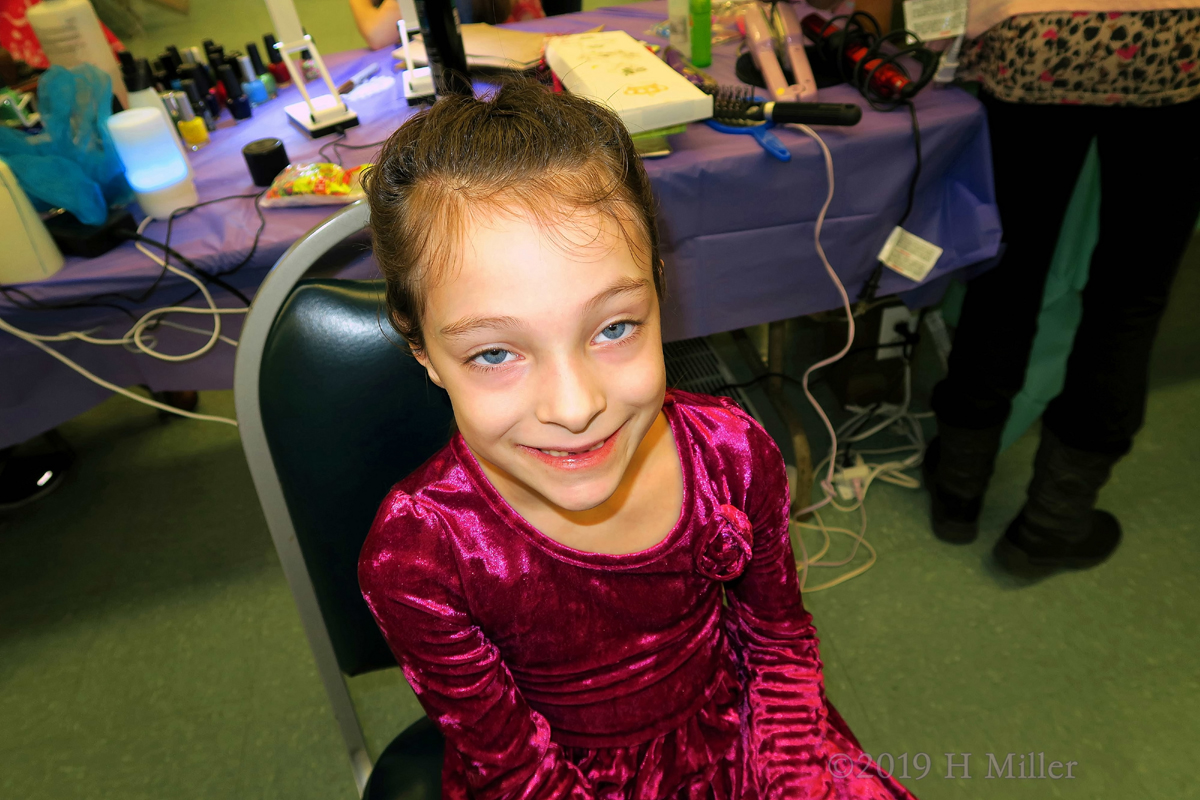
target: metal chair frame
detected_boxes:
[233,200,376,794]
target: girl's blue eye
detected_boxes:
[473,348,512,366]
[598,322,632,342]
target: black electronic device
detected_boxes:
[414,0,471,96]
[43,209,137,258]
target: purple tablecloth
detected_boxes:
[0,1,999,448]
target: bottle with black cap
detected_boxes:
[178,63,222,120]
[124,58,188,150]
[157,54,181,89]
[118,50,136,76]
[180,78,216,131]
[245,42,276,98]
[262,34,291,87]
[236,53,269,106]
[173,92,209,150]
[218,62,252,120]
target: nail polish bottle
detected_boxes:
[263,34,292,86]
[238,54,269,106]
[206,45,229,105]
[157,54,182,89]
[165,45,183,69]
[178,63,221,120]
[299,47,320,82]
[173,92,209,150]
[246,42,276,98]
[180,78,216,131]
[161,90,183,124]
[218,63,252,120]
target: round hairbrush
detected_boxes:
[707,84,863,127]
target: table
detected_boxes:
[0,1,1000,449]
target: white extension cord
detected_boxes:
[787,123,930,593]
[0,216,243,426]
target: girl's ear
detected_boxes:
[412,347,447,389]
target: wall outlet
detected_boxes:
[877,305,920,360]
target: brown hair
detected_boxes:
[363,79,663,354]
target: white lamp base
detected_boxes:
[136,178,199,221]
[284,95,360,138]
[403,67,434,103]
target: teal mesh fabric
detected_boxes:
[0,64,130,225]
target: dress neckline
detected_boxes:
[450,391,695,570]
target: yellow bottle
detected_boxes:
[175,97,209,151]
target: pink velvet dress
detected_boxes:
[359,390,918,800]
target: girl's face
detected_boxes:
[415,208,665,514]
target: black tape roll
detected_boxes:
[243,137,290,187]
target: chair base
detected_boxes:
[363,717,444,800]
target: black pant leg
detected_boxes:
[1041,98,1200,455]
[931,94,1097,429]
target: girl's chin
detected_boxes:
[528,473,622,513]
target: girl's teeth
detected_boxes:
[537,440,608,457]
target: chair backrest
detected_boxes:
[262,279,453,674]
[235,201,453,680]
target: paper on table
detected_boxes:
[393,23,555,70]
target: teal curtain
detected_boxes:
[999,140,1102,450]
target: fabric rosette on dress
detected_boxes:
[694,504,753,581]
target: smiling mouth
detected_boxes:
[519,425,624,471]
[537,440,607,458]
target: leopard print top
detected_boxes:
[958,9,1200,105]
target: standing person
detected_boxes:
[926,3,1200,574]
[0,0,125,68]
[358,81,919,799]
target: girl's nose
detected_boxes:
[535,355,606,434]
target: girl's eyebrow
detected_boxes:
[440,315,525,340]
[583,277,651,314]
[439,278,650,340]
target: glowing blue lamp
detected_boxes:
[106,107,198,219]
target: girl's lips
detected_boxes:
[519,425,623,472]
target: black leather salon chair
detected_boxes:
[234,201,452,798]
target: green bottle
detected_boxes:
[690,0,712,67]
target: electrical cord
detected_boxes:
[706,371,811,396]
[126,233,252,306]
[317,132,388,166]
[0,191,271,427]
[783,123,935,593]
[858,100,921,304]
[805,10,931,305]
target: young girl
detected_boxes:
[359,81,916,800]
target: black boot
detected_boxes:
[994,428,1123,576]
[923,421,1005,543]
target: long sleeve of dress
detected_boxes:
[359,492,595,800]
[722,414,837,799]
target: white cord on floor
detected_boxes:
[0,216,243,426]
[785,124,931,593]
[790,123,855,520]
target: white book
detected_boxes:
[544,31,713,134]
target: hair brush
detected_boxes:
[708,85,862,127]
